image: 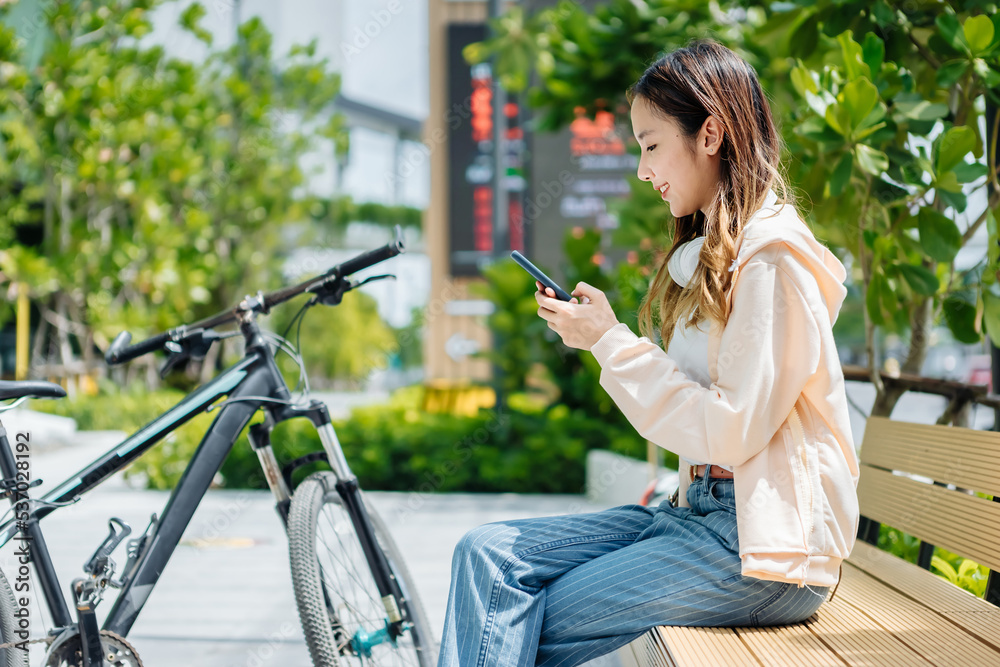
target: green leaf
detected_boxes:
[870,1,895,28]
[861,33,885,79]
[790,13,820,59]
[935,125,976,175]
[855,144,888,176]
[180,3,213,45]
[944,292,980,344]
[830,152,852,196]
[936,60,970,88]
[840,77,880,130]
[931,554,959,583]
[963,15,994,55]
[972,58,1000,88]
[790,64,817,97]
[917,207,962,263]
[938,187,969,214]
[866,271,887,324]
[893,93,949,121]
[951,162,988,183]
[797,115,843,143]
[825,104,850,137]
[805,89,832,118]
[897,263,940,295]
[837,30,869,81]
[936,13,967,53]
[983,291,1000,349]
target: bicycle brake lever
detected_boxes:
[351,273,396,288]
[158,329,220,379]
[158,351,190,379]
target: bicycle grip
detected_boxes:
[338,225,405,277]
[106,330,172,366]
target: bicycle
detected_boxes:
[0,225,437,666]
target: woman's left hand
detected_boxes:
[535,280,620,350]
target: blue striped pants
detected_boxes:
[438,471,830,667]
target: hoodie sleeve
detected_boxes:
[590,257,822,467]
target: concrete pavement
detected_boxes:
[0,431,624,666]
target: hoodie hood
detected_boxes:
[727,188,849,325]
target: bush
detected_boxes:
[877,524,989,600]
[31,384,656,494]
[31,386,217,490]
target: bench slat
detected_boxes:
[856,465,1000,571]
[616,629,673,667]
[802,589,934,666]
[846,541,1000,648]
[859,416,1000,495]
[834,562,1000,666]
[654,626,759,666]
[735,620,847,666]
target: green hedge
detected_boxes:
[30,385,662,494]
[877,524,990,600]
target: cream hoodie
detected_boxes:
[590,189,860,589]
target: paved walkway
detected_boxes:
[0,431,623,666]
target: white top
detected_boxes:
[665,235,733,473]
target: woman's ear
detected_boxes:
[700,115,724,156]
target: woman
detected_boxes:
[437,39,860,667]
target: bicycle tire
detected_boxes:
[288,471,437,667]
[0,567,28,666]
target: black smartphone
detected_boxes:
[511,250,573,301]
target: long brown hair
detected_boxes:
[626,39,794,349]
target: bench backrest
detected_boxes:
[857,416,1000,578]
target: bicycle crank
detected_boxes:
[44,629,143,667]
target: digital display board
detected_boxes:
[446,23,526,277]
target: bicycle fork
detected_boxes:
[315,422,408,640]
[248,406,409,642]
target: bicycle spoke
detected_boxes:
[313,503,420,665]
[289,474,429,667]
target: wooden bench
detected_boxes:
[615,415,1000,666]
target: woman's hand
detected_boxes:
[535,280,620,350]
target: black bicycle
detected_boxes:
[0,225,436,666]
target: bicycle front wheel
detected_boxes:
[288,471,436,667]
[0,567,28,666]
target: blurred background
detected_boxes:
[0,0,998,496]
[0,1,999,656]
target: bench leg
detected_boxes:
[857,516,880,546]
[989,493,1000,606]
[917,541,935,570]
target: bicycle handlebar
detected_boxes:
[105,225,406,366]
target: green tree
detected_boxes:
[0,0,348,389]
[268,290,399,391]
[466,0,1000,421]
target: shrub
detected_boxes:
[31,384,655,494]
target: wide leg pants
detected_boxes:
[437,471,830,667]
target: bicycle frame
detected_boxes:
[0,314,391,641]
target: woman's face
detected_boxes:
[630,96,722,218]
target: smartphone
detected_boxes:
[511,250,573,301]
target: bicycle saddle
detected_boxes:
[0,380,67,401]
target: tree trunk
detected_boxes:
[29,299,49,379]
[869,295,933,418]
[56,295,75,399]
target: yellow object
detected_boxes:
[15,283,28,380]
[422,380,496,416]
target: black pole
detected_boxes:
[488,0,509,412]
[985,99,1000,608]
[988,99,1000,430]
